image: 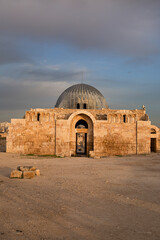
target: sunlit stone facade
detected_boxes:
[7,84,160,157]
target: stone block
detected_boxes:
[10,170,22,179]
[17,166,36,171]
[35,169,40,176]
[17,166,29,171]
[89,151,94,157]
[23,171,35,179]
[29,166,36,171]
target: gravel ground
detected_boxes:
[0,152,160,240]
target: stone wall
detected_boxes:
[7,119,55,155]
[25,108,147,123]
[55,119,70,157]
[137,121,151,154]
[93,121,151,157]
[7,107,157,157]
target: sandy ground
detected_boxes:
[0,153,160,240]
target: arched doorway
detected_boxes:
[150,127,157,153]
[75,120,88,154]
[69,113,94,156]
[151,138,156,152]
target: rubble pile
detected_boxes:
[10,166,40,179]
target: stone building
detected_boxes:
[0,122,9,152]
[6,83,160,157]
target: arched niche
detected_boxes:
[151,128,156,134]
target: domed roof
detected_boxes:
[55,83,108,109]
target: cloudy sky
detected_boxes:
[0,0,160,126]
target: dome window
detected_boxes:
[77,103,80,109]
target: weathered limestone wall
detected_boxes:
[93,121,150,157]
[53,108,147,122]
[7,107,156,157]
[7,119,55,155]
[55,119,70,157]
[137,121,151,154]
[94,122,135,156]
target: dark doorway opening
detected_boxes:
[75,119,88,129]
[0,137,6,152]
[76,133,87,155]
[151,138,156,152]
[123,115,126,123]
[37,113,40,121]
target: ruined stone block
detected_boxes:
[17,166,36,171]
[23,171,35,179]
[10,170,22,179]
[35,169,40,176]
[30,166,36,171]
[89,151,94,157]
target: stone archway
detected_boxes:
[69,113,94,156]
[75,119,88,155]
[151,138,156,152]
[150,125,159,153]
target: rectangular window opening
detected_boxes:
[37,113,40,121]
[123,115,126,123]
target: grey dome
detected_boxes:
[55,83,108,109]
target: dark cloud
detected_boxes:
[0,38,29,65]
[0,78,67,110]
[22,68,84,82]
[0,0,160,58]
[0,65,85,110]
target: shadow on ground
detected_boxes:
[0,167,13,178]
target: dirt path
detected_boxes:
[0,153,160,240]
